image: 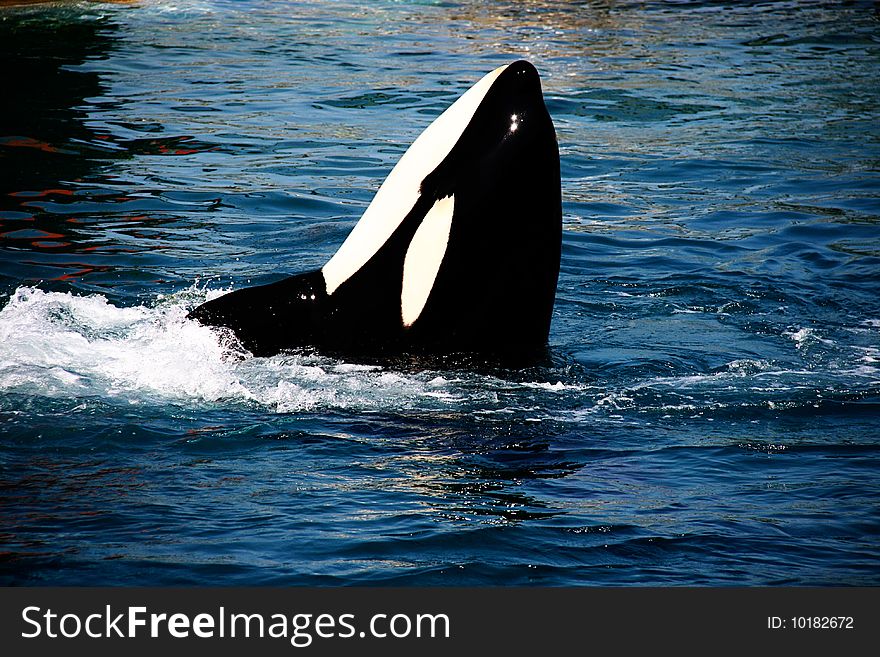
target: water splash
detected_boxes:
[0,286,487,413]
[2,286,877,422]
[0,286,247,403]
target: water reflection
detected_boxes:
[0,7,114,270]
[342,417,582,526]
[0,5,218,294]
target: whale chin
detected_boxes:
[190,60,561,366]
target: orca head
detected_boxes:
[420,60,557,201]
[190,61,561,365]
[321,60,562,360]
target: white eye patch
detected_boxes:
[400,195,454,328]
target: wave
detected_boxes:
[1,286,877,420]
[0,286,487,414]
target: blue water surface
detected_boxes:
[1,0,879,586]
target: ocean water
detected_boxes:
[1,0,878,586]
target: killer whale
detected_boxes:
[189,60,561,363]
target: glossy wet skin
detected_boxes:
[408,61,561,356]
[190,60,562,362]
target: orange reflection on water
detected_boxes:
[52,264,112,281]
[0,228,65,240]
[0,136,59,153]
[31,241,71,249]
[9,188,75,198]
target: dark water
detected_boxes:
[1,0,879,586]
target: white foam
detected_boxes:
[0,286,468,413]
[785,327,835,348]
[2,287,877,420]
[521,380,587,392]
[0,287,251,404]
[856,347,879,364]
